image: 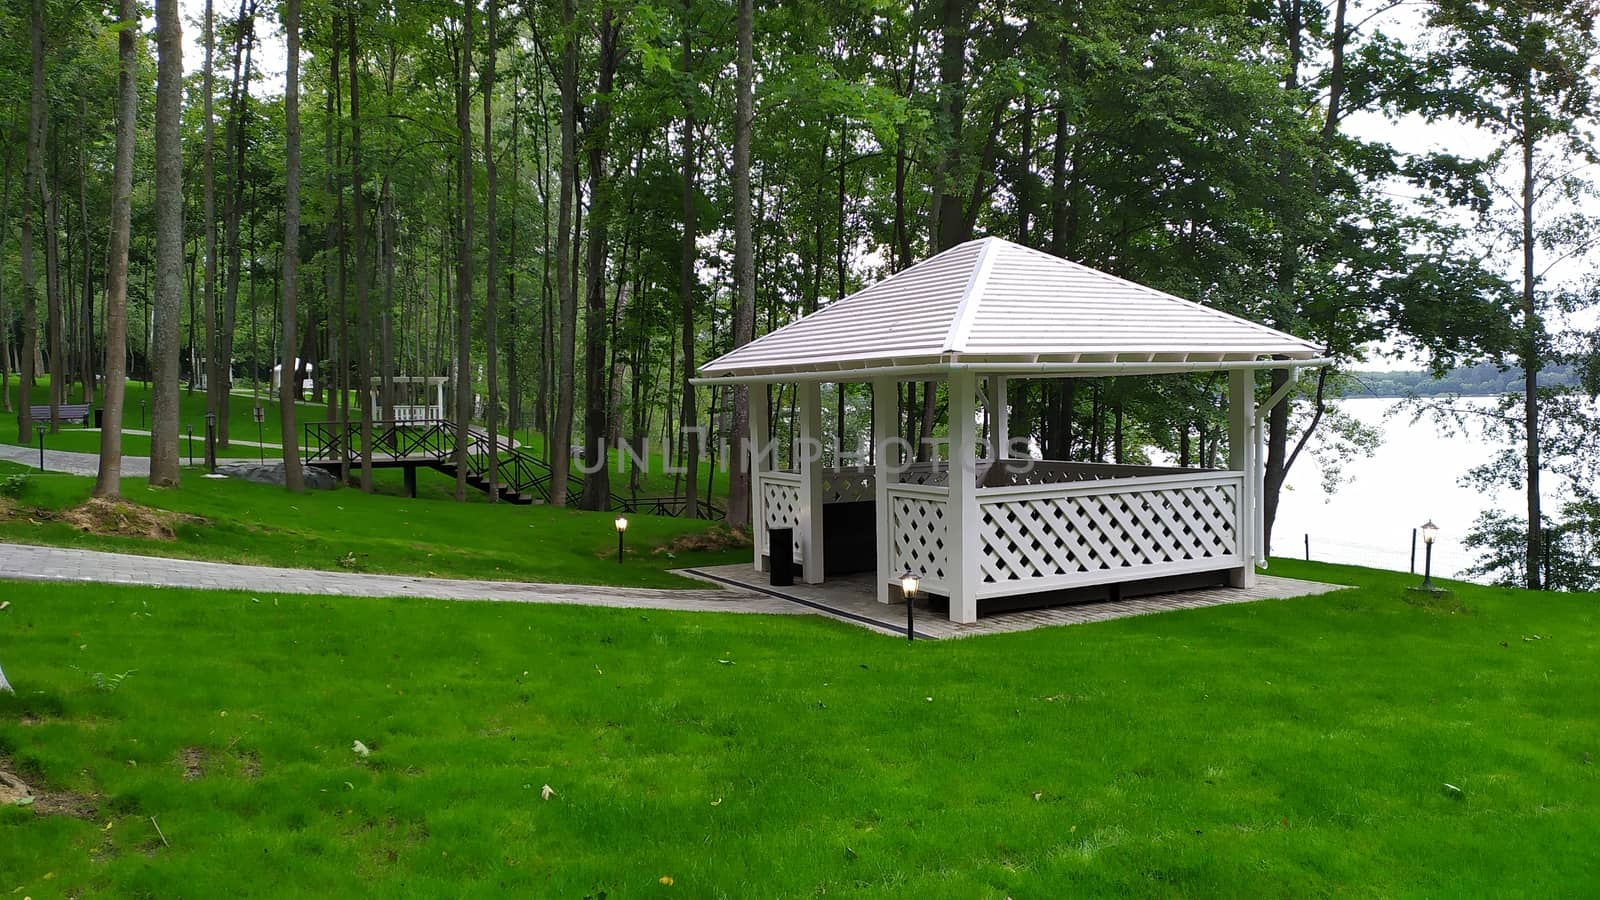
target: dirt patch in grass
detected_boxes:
[654,526,751,555]
[181,747,206,781]
[0,757,98,819]
[34,497,207,540]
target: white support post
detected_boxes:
[798,381,826,584]
[749,383,770,572]
[947,370,979,624]
[1228,369,1258,587]
[872,378,898,604]
[989,375,1009,460]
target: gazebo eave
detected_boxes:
[691,352,1333,385]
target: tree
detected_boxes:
[452,0,476,502]
[581,2,620,510]
[93,0,139,498]
[278,0,305,492]
[548,0,578,507]
[483,0,501,501]
[725,0,754,529]
[201,0,218,466]
[149,0,184,487]
[1424,0,1600,589]
[348,2,373,491]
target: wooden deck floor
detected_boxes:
[681,564,1350,639]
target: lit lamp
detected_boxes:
[900,567,921,642]
[1419,519,1439,591]
[614,516,629,564]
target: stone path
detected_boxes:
[0,542,801,615]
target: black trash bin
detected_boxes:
[768,526,795,587]
[93,409,103,428]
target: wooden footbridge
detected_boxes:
[302,419,721,518]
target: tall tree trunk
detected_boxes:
[150,0,184,486]
[482,0,501,500]
[18,39,37,442]
[581,4,618,510]
[218,0,257,448]
[726,0,754,527]
[549,0,579,506]
[452,0,475,501]
[348,2,373,491]
[38,5,62,431]
[76,97,94,406]
[1520,81,1541,590]
[678,7,700,519]
[202,0,220,461]
[94,0,139,498]
[0,143,12,414]
[279,0,305,491]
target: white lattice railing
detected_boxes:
[819,467,875,503]
[973,471,1243,598]
[888,483,950,596]
[758,471,803,560]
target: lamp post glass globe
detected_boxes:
[1420,520,1439,546]
[614,516,628,563]
[900,568,920,642]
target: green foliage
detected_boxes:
[0,474,28,499]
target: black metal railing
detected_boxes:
[301,419,724,518]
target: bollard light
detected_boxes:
[1419,519,1439,591]
[614,515,629,564]
[204,410,218,473]
[901,567,921,642]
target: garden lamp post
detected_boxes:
[204,410,218,472]
[186,424,195,466]
[1419,519,1439,591]
[253,405,265,463]
[139,398,146,430]
[900,568,920,642]
[614,515,628,564]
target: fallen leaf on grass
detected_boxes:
[658,875,673,885]
[1443,783,1465,799]
[352,740,371,758]
[710,798,722,807]
[540,784,556,800]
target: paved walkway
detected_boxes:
[684,564,1350,639]
[1,442,152,477]
[0,542,800,615]
[0,443,257,477]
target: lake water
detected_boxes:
[1272,397,1534,579]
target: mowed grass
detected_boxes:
[4,377,300,450]
[0,562,1596,896]
[0,467,745,588]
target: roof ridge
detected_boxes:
[942,237,1000,353]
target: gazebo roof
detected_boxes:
[698,237,1325,382]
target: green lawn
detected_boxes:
[0,467,746,588]
[1,561,1596,896]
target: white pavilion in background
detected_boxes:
[695,236,1329,624]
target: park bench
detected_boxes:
[27,403,92,426]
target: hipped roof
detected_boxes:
[698,237,1325,382]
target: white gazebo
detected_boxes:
[695,237,1328,624]
[370,375,449,423]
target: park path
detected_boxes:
[0,443,258,477]
[1,442,153,477]
[0,542,799,615]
